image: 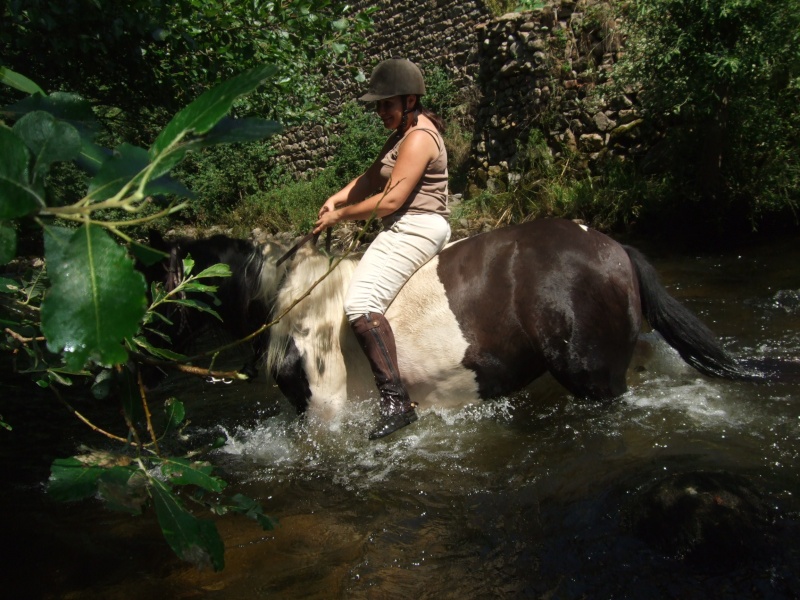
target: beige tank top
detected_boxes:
[378,128,449,223]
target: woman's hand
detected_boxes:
[313,204,341,234]
[318,197,339,218]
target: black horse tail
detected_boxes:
[624,245,755,381]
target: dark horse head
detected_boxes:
[137,230,288,381]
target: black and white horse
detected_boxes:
[151,218,784,421]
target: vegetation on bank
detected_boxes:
[161,0,799,244]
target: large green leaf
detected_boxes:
[47,457,104,502]
[200,116,282,146]
[159,457,227,493]
[0,125,43,219]
[88,143,193,201]
[13,111,82,181]
[3,92,99,137]
[74,137,112,176]
[149,65,276,174]
[150,478,225,571]
[41,224,147,370]
[0,66,45,95]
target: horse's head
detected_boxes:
[136,231,293,373]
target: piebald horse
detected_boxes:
[153,219,771,420]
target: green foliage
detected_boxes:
[612,0,800,233]
[1,1,375,136]
[172,141,282,225]
[457,129,649,231]
[41,224,147,370]
[484,0,549,15]
[421,66,458,120]
[47,434,275,572]
[1,67,281,569]
[205,102,386,236]
[329,102,386,182]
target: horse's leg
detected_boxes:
[544,286,640,401]
[547,347,632,401]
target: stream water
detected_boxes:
[2,236,799,599]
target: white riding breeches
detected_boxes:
[344,213,451,322]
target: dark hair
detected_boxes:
[397,95,445,136]
[418,99,446,133]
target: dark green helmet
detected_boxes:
[359,58,426,101]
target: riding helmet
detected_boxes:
[359,58,426,101]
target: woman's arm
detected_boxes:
[314,130,438,233]
[318,136,396,215]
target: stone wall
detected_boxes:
[273,0,491,178]
[273,0,644,194]
[470,1,644,192]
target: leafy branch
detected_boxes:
[1,65,283,571]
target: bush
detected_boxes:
[218,102,385,236]
[612,0,800,235]
[173,141,283,226]
[457,129,652,233]
[328,101,386,183]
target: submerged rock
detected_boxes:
[626,470,775,571]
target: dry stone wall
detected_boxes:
[273,0,644,195]
[273,0,490,178]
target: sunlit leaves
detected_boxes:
[612,0,800,217]
[41,224,147,370]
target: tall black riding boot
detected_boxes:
[351,313,418,440]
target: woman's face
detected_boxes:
[375,95,411,130]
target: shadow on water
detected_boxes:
[2,236,800,599]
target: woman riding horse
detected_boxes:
[313,58,451,440]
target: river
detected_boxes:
[2,235,799,599]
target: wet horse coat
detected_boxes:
[257,219,746,419]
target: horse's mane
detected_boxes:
[263,245,359,374]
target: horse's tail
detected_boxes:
[624,245,753,380]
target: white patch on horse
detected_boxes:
[387,255,480,409]
[263,246,479,419]
[265,246,360,420]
